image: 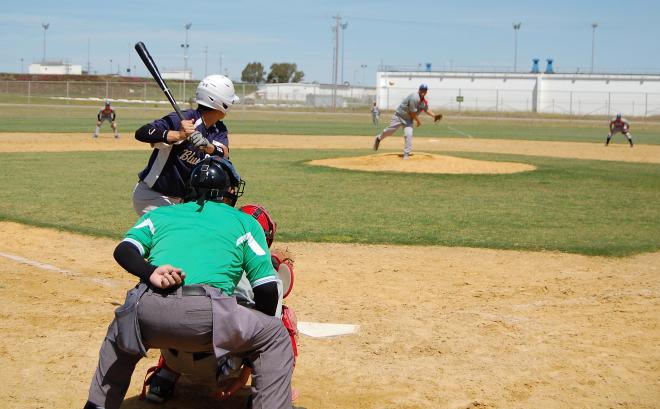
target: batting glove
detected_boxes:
[188,131,210,151]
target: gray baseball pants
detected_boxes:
[132,181,183,216]
[86,285,293,409]
[377,114,414,155]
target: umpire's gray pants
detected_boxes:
[87,286,293,409]
[378,114,414,155]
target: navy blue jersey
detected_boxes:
[136,109,229,198]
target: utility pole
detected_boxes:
[219,52,223,76]
[340,21,348,84]
[181,23,192,101]
[512,22,521,72]
[591,22,598,73]
[87,38,91,74]
[204,46,208,77]
[41,22,50,62]
[332,14,341,111]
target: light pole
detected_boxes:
[109,59,113,75]
[340,21,348,84]
[41,23,50,62]
[204,46,208,77]
[591,22,598,73]
[181,23,192,101]
[512,22,521,72]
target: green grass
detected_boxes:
[0,104,659,144]
[0,149,658,256]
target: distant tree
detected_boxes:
[266,63,304,83]
[241,62,266,83]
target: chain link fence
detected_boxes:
[0,80,377,110]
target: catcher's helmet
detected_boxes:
[240,204,277,248]
[195,75,240,113]
[185,156,245,206]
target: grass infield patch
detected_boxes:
[0,149,658,256]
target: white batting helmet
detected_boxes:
[195,75,240,113]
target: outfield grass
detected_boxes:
[0,104,659,144]
[0,149,658,256]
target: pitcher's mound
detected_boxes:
[309,152,536,174]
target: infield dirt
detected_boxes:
[0,133,658,409]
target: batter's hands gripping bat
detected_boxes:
[134,41,185,120]
[135,41,212,152]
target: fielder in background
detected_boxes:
[83,156,293,409]
[371,101,380,126]
[132,74,239,215]
[606,113,634,147]
[372,83,442,159]
[93,100,120,139]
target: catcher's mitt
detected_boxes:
[433,114,443,123]
[271,248,295,299]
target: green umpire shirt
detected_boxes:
[122,201,277,295]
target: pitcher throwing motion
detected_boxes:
[372,83,442,159]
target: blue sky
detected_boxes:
[2,0,659,85]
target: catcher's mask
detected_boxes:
[185,156,245,207]
[240,204,277,248]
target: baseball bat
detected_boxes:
[134,41,185,120]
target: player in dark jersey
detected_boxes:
[93,100,119,138]
[132,74,240,215]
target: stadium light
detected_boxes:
[591,22,598,73]
[41,22,50,62]
[181,23,192,101]
[512,22,522,72]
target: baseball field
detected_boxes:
[0,104,659,408]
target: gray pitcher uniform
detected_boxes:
[377,92,428,155]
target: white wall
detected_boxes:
[376,71,660,116]
[255,83,376,106]
[28,63,82,75]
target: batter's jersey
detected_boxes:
[137,109,229,198]
[395,93,428,121]
[122,201,278,295]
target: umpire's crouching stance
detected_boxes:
[83,157,293,409]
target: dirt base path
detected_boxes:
[0,222,658,409]
[1,132,658,165]
[1,133,659,408]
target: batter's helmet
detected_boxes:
[240,204,277,248]
[185,156,245,206]
[195,75,240,113]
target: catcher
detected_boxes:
[605,113,634,147]
[372,83,442,160]
[142,204,299,404]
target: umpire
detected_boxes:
[83,157,293,409]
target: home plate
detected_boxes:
[297,321,360,338]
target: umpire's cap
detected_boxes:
[185,156,245,207]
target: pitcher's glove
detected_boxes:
[188,131,211,151]
[433,114,443,123]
